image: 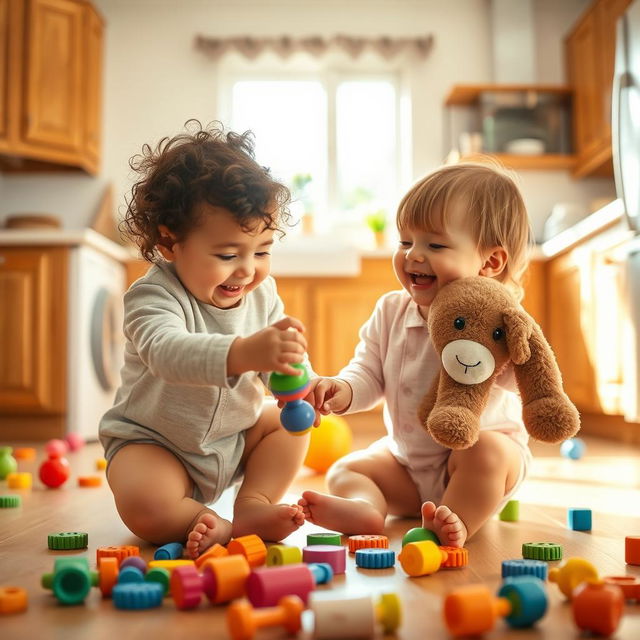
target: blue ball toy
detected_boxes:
[560,437,586,460]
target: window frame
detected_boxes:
[217,63,406,226]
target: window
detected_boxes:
[223,71,401,234]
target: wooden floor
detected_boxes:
[1,421,640,639]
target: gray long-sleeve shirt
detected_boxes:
[99,261,285,503]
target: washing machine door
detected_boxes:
[90,287,119,391]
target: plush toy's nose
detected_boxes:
[441,339,495,384]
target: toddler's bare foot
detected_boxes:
[232,498,305,542]
[186,511,233,559]
[421,501,468,548]
[298,490,385,535]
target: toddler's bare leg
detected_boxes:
[298,446,421,534]
[423,431,522,547]
[107,444,231,550]
[232,404,309,541]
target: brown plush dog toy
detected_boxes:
[418,276,580,450]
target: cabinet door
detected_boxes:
[567,8,603,164]
[547,250,600,413]
[0,0,9,145]
[0,247,67,413]
[590,242,627,414]
[23,0,84,154]
[83,3,103,168]
[275,278,311,331]
[311,259,398,376]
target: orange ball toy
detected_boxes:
[303,415,353,473]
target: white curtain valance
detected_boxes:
[194,34,433,61]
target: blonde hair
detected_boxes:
[396,162,533,301]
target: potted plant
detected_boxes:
[365,209,388,248]
[291,173,314,234]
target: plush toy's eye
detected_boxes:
[453,317,465,330]
[492,327,504,341]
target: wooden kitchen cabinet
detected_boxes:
[0,247,68,426]
[565,0,632,178]
[0,0,104,174]
[547,248,601,412]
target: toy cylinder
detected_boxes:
[246,563,315,607]
[444,585,509,636]
[201,554,250,604]
[311,594,376,639]
[154,542,184,560]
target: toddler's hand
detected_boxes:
[304,377,353,425]
[228,316,307,377]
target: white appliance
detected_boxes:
[613,0,640,421]
[67,244,125,441]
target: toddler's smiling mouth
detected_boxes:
[409,272,436,286]
[218,284,245,297]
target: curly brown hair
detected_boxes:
[121,120,291,262]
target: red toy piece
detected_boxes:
[572,580,624,636]
[45,439,68,457]
[39,453,70,488]
[64,432,85,451]
[625,536,640,565]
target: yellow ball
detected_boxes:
[304,415,353,473]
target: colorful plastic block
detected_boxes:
[355,548,395,569]
[307,562,333,585]
[522,542,562,561]
[0,495,21,508]
[118,566,145,584]
[625,536,640,565]
[200,554,250,604]
[120,556,147,574]
[227,535,267,568]
[0,447,17,480]
[348,534,389,553]
[227,595,303,640]
[13,447,36,461]
[310,592,401,638]
[302,545,346,575]
[154,542,184,560]
[398,540,467,576]
[567,508,592,531]
[47,532,88,550]
[78,476,102,487]
[7,472,32,489]
[549,557,599,599]
[444,577,547,636]
[401,527,440,547]
[499,500,520,522]
[194,543,228,569]
[0,586,28,614]
[266,544,302,566]
[171,565,203,609]
[97,557,119,598]
[602,575,640,600]
[572,580,624,636]
[246,563,316,607]
[112,582,164,609]
[306,532,342,546]
[502,559,548,581]
[97,545,140,567]
[41,557,97,605]
[144,567,170,596]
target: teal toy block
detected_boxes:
[567,508,592,531]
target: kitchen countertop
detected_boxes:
[0,228,131,262]
[0,200,629,274]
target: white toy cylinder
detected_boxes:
[311,594,375,639]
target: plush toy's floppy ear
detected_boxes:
[503,309,533,365]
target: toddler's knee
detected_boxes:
[467,438,512,475]
[115,494,174,544]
